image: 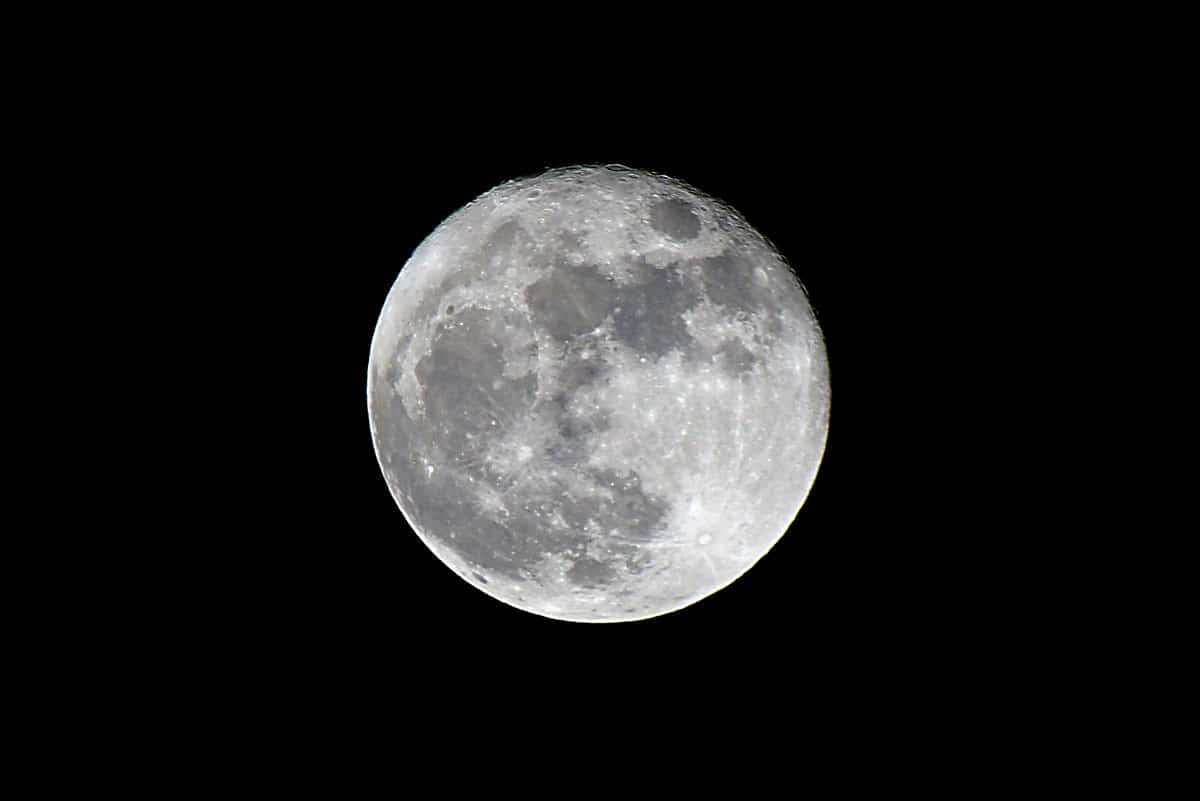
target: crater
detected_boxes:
[566,557,617,588]
[716,338,759,376]
[648,198,701,240]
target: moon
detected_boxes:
[368,165,830,622]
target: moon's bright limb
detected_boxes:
[368,165,830,622]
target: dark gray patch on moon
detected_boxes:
[716,338,759,376]
[387,252,725,588]
[648,198,701,240]
[697,253,784,339]
[566,557,618,588]
[527,258,702,361]
[611,265,700,358]
[403,467,529,578]
[537,465,668,545]
[525,261,616,340]
[540,338,613,465]
[419,468,600,584]
[371,413,580,585]
[484,219,527,262]
[555,344,607,389]
[380,303,674,588]
[546,408,608,464]
[584,468,670,542]
[415,307,538,467]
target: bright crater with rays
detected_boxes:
[368,165,830,622]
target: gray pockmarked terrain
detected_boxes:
[368,165,830,622]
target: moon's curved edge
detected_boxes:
[366,164,831,622]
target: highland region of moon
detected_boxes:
[368,165,830,622]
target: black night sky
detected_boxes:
[176,57,1005,721]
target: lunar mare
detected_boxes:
[368,165,830,622]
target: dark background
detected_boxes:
[231,114,968,666]
[38,14,1103,774]
[150,55,1016,720]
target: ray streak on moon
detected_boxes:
[368,165,830,622]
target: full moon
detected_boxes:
[368,165,830,622]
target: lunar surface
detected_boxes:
[368,165,830,622]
